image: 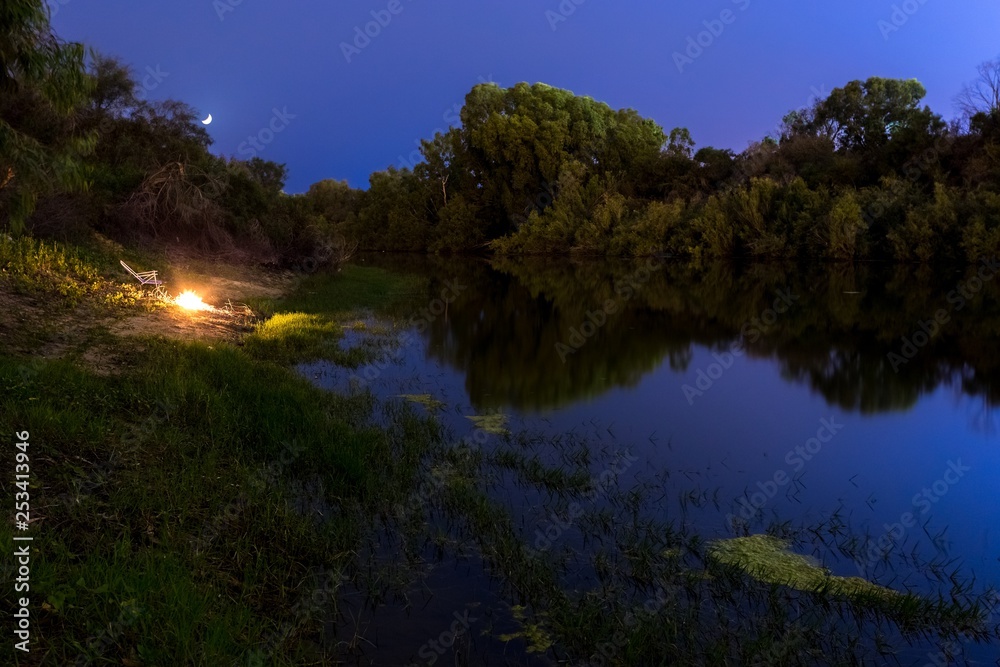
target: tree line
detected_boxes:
[1,1,352,268]
[3,1,999,264]
[345,74,1000,262]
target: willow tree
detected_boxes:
[0,0,93,233]
[454,82,666,238]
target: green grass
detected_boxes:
[248,264,425,317]
[0,233,164,310]
[3,237,996,665]
[465,412,510,435]
[707,534,993,638]
[708,534,900,600]
[393,427,997,666]
[240,264,427,367]
[242,312,348,365]
[397,393,447,412]
[0,335,444,664]
[0,240,443,664]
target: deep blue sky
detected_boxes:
[50,0,1000,193]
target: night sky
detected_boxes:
[50,0,1000,193]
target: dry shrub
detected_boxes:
[117,162,233,252]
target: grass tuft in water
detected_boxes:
[708,534,899,600]
[397,393,446,412]
[465,412,509,435]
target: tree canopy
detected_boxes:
[1,4,348,269]
[343,73,999,263]
[2,6,998,267]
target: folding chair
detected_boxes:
[120,260,166,296]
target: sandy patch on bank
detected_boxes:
[115,263,295,344]
[162,263,294,302]
[116,307,249,343]
[2,258,297,375]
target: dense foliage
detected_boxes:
[2,3,998,264]
[346,73,1000,262]
[1,3,347,268]
[0,0,93,233]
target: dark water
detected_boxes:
[301,255,1000,665]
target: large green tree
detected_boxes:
[456,82,666,237]
[779,77,946,188]
[806,77,932,152]
[305,178,360,225]
[351,82,671,253]
[336,72,994,261]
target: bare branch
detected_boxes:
[956,58,1000,118]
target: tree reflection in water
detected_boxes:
[359,254,1000,420]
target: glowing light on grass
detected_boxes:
[174,290,214,312]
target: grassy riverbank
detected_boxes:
[2,234,998,665]
[0,233,437,665]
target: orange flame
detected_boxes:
[174,290,213,312]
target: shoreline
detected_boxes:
[2,234,998,665]
[0,235,437,665]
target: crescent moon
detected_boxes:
[201,114,213,125]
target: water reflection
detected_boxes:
[358,254,1000,416]
[318,254,1000,665]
